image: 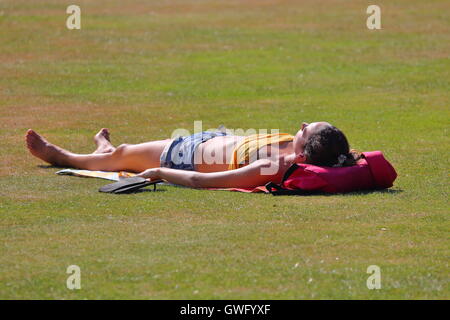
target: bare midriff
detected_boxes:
[194,135,294,173]
[194,135,243,172]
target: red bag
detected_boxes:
[266,151,397,195]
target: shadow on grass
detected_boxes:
[102,188,167,195]
[125,184,168,194]
[343,188,403,196]
[271,188,403,197]
[38,164,64,169]
[39,165,167,194]
[40,165,402,197]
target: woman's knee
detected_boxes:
[114,143,130,155]
[108,144,130,163]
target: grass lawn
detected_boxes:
[0,0,449,299]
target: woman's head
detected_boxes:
[293,122,360,167]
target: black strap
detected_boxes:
[264,164,300,196]
[265,165,321,196]
[281,163,299,181]
[265,181,318,196]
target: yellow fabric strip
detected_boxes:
[228,133,294,170]
[56,169,135,181]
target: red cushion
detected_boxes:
[282,151,397,193]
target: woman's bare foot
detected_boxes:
[25,129,71,167]
[93,128,115,154]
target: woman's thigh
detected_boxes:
[117,139,172,172]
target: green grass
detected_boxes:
[0,0,449,299]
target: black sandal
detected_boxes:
[99,177,162,194]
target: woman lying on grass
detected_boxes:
[25,122,360,188]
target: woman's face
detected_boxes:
[293,122,331,156]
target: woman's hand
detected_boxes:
[136,168,162,181]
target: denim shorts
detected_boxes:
[160,130,228,171]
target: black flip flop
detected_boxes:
[99,177,162,194]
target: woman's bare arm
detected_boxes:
[137,159,281,188]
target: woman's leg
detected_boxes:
[26,129,172,173]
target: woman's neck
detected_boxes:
[284,152,298,166]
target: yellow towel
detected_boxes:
[56,169,135,181]
[228,133,294,170]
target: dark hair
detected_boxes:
[304,125,361,167]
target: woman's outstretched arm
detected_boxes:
[137,159,281,189]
